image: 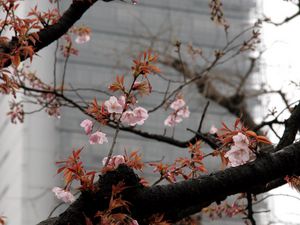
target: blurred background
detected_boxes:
[0,0,300,224]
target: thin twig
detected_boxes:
[61,46,71,94]
[198,101,210,132]
[246,192,256,225]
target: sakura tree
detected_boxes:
[0,0,300,225]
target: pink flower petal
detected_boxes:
[89,131,108,144]
[224,145,253,167]
[80,119,93,135]
[177,106,190,118]
[170,99,186,110]
[133,107,149,125]
[52,187,75,203]
[164,114,182,127]
[104,96,124,114]
[121,107,148,126]
[102,155,125,169]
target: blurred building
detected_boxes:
[0,1,261,224]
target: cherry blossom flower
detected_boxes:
[224,133,254,167]
[121,107,149,126]
[75,33,91,44]
[165,98,190,127]
[170,98,186,110]
[52,187,75,203]
[104,96,125,114]
[132,81,152,95]
[232,132,249,149]
[89,131,108,144]
[177,106,190,118]
[132,107,149,125]
[164,114,183,127]
[121,110,135,125]
[209,125,218,134]
[224,145,250,167]
[102,155,125,169]
[80,119,93,135]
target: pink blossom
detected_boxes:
[131,220,139,225]
[224,133,255,167]
[75,33,91,44]
[104,96,125,114]
[132,81,141,89]
[170,99,186,110]
[232,132,249,149]
[102,155,125,169]
[164,114,183,127]
[224,145,251,167]
[177,106,190,118]
[52,187,75,203]
[118,95,126,108]
[121,107,149,126]
[121,110,136,125]
[89,131,108,144]
[209,125,218,134]
[80,119,93,135]
[132,107,149,125]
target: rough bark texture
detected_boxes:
[275,104,300,151]
[38,141,300,225]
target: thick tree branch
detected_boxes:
[275,103,300,152]
[38,141,300,225]
[130,142,300,222]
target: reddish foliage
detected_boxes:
[56,148,96,191]
[131,50,160,77]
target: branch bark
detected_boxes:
[38,141,300,225]
[275,104,300,152]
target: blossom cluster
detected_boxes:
[104,95,149,126]
[164,98,190,127]
[224,132,255,167]
[217,119,271,168]
[80,96,149,144]
[80,119,108,145]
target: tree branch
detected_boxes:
[38,141,300,225]
[1,0,114,68]
[275,104,300,152]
